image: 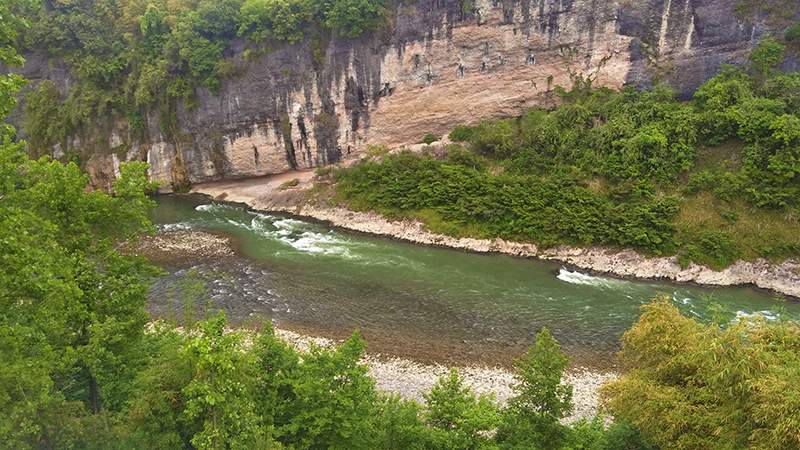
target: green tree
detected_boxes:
[323,0,385,37]
[496,328,572,449]
[239,0,313,43]
[423,369,500,449]
[182,312,273,449]
[749,37,785,83]
[602,298,800,450]
[1,3,158,440]
[255,330,379,448]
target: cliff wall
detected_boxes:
[13,0,775,190]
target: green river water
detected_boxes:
[149,195,800,369]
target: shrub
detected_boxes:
[423,369,500,449]
[278,178,301,190]
[678,228,741,269]
[749,37,785,80]
[315,166,333,178]
[785,22,800,42]
[496,328,572,449]
[449,125,475,142]
[603,299,800,450]
[323,0,385,37]
[420,133,439,145]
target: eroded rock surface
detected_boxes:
[14,0,776,190]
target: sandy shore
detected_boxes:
[190,172,800,299]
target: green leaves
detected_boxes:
[0,128,156,443]
[335,149,680,254]
[496,329,572,449]
[424,369,500,449]
[603,299,800,450]
[322,0,385,37]
[239,0,314,44]
[749,37,786,81]
[182,312,268,450]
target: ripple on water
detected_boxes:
[148,197,800,369]
[556,267,631,290]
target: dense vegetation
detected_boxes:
[2,11,642,450]
[604,299,800,450]
[14,0,388,151]
[5,5,800,450]
[333,38,800,269]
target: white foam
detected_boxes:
[556,268,627,289]
[273,218,306,229]
[196,203,239,213]
[735,310,779,322]
[280,231,354,258]
[159,222,193,231]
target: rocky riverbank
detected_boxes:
[191,173,800,299]
[138,227,616,422]
[128,228,236,264]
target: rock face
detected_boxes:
[14,0,773,190]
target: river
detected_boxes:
[148,195,800,369]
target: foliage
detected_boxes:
[334,147,680,254]
[17,0,389,151]
[603,298,800,450]
[334,41,800,267]
[323,0,386,38]
[239,0,313,44]
[449,125,475,142]
[421,133,440,145]
[182,313,269,449]
[23,80,70,153]
[562,418,654,450]
[496,329,572,449]
[749,37,785,81]
[278,177,301,190]
[423,369,501,449]
[786,23,800,42]
[5,5,800,447]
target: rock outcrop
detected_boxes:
[13,0,779,190]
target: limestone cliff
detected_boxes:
[12,0,783,190]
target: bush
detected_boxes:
[785,22,800,42]
[470,119,517,158]
[423,369,500,449]
[749,37,785,80]
[603,299,800,450]
[315,166,333,178]
[322,0,385,37]
[420,133,439,145]
[678,228,741,269]
[449,125,475,142]
[564,418,655,450]
[496,328,572,449]
[278,178,301,190]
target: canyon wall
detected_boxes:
[14,0,777,190]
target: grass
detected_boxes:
[691,140,743,172]
[675,193,800,264]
